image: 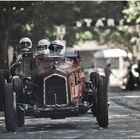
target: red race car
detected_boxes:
[3,45,109,131]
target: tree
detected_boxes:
[0,1,34,68]
[123,1,140,24]
[0,1,128,68]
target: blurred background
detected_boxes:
[1,1,140,88]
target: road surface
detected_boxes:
[0,88,140,139]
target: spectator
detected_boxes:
[123,65,135,90]
[104,63,115,89]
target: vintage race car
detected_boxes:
[2,48,109,131]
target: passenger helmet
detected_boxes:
[37,39,50,51]
[19,37,32,52]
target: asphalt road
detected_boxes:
[0,88,140,139]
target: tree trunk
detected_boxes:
[0,33,9,69]
[0,9,10,69]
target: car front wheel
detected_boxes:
[4,83,17,131]
[96,76,109,128]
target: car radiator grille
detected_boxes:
[44,75,68,106]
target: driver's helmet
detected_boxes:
[19,37,32,53]
[49,40,65,55]
[37,39,50,51]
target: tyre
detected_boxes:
[90,72,99,87]
[91,84,98,117]
[92,87,99,119]
[13,76,23,103]
[96,76,109,128]
[126,78,134,90]
[13,76,25,127]
[4,83,17,131]
[4,69,10,83]
[90,72,99,117]
[16,106,25,127]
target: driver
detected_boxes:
[10,37,32,76]
[18,37,32,53]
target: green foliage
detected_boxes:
[0,1,130,67]
[4,1,127,44]
[123,1,140,23]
